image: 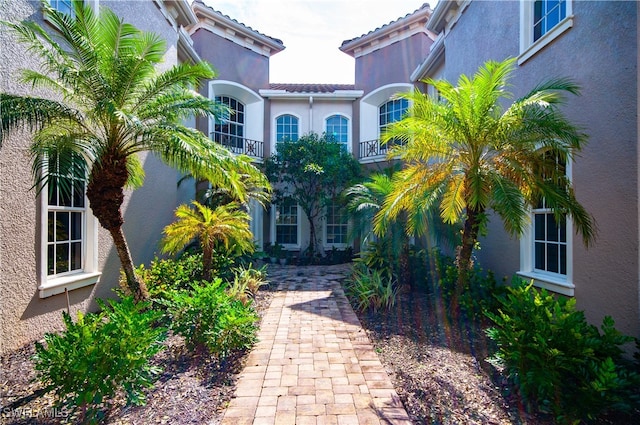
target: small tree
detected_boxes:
[161,202,254,281]
[264,133,362,257]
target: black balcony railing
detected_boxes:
[358,139,406,161]
[211,131,264,159]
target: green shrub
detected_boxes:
[33,297,166,423]
[344,263,398,312]
[486,281,639,423]
[165,279,259,357]
[226,264,268,305]
[433,249,504,320]
[135,252,204,300]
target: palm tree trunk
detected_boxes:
[86,152,148,301]
[109,225,149,302]
[453,206,483,312]
[203,243,213,281]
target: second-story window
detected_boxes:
[325,115,348,150]
[276,114,299,142]
[534,0,567,41]
[379,98,408,148]
[214,96,245,153]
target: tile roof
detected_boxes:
[191,0,284,46]
[268,83,357,93]
[341,2,431,47]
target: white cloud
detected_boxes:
[201,0,431,83]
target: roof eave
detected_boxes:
[340,7,432,57]
[258,90,364,100]
[191,1,285,54]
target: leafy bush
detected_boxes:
[433,249,503,320]
[486,281,639,423]
[356,239,395,279]
[226,264,268,305]
[33,297,166,423]
[344,263,398,312]
[134,251,204,300]
[165,279,259,357]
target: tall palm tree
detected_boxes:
[377,58,595,308]
[0,1,267,301]
[161,202,254,281]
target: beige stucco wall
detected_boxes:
[0,0,192,354]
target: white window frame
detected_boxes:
[39,159,100,298]
[519,0,573,65]
[324,114,350,152]
[518,159,574,296]
[275,114,300,143]
[272,199,300,249]
[323,203,349,249]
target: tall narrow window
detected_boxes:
[534,0,567,41]
[276,198,298,245]
[325,115,349,150]
[379,99,408,150]
[325,203,348,246]
[214,96,245,153]
[276,114,299,142]
[46,154,86,277]
[533,198,567,275]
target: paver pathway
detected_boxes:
[219,264,412,425]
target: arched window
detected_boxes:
[276,114,299,142]
[379,98,408,139]
[214,96,245,153]
[325,115,348,149]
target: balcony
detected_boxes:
[358,139,404,163]
[211,131,264,160]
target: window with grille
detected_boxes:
[276,114,299,142]
[325,203,348,246]
[46,154,86,277]
[276,199,298,245]
[214,96,245,152]
[325,115,349,150]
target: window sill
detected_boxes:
[516,271,574,296]
[518,16,574,65]
[39,272,101,298]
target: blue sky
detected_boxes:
[202,0,431,84]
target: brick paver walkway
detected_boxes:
[219,264,412,425]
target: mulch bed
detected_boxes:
[2,265,637,424]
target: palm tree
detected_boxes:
[161,202,254,281]
[0,1,266,301]
[346,172,411,285]
[376,58,596,308]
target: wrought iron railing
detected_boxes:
[358,139,405,161]
[210,131,264,159]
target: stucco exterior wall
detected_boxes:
[0,0,190,354]
[440,0,638,337]
[191,29,270,92]
[355,33,432,95]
